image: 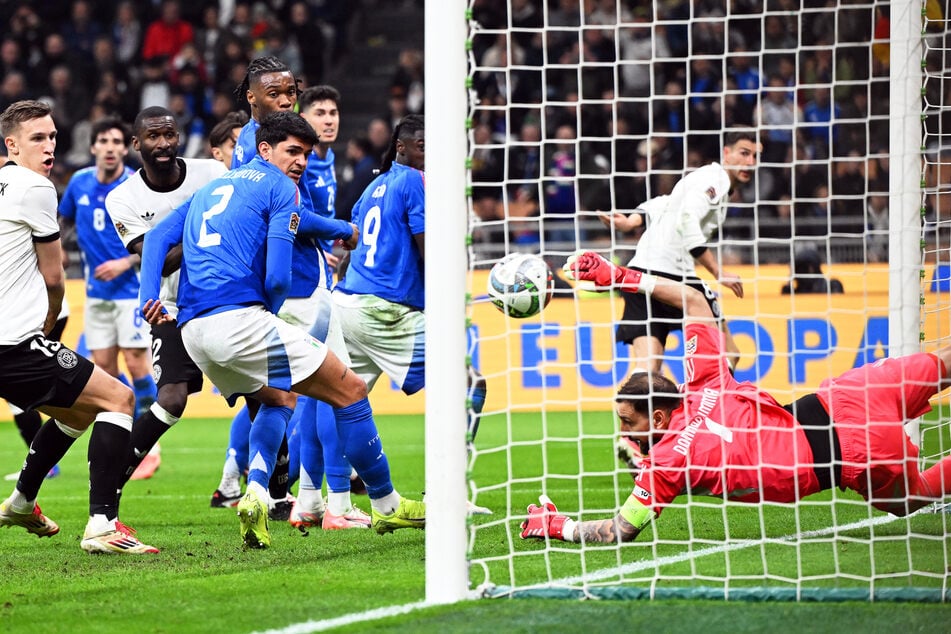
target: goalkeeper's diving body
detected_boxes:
[520,251,951,544]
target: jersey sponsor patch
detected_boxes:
[114,221,128,238]
[56,347,79,369]
[705,186,717,201]
[289,212,300,234]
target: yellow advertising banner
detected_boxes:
[2,263,947,421]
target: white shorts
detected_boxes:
[306,287,349,363]
[181,305,328,405]
[83,297,151,350]
[278,292,320,329]
[332,290,424,394]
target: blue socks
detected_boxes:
[246,405,293,490]
[334,398,393,499]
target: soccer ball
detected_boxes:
[487,253,554,319]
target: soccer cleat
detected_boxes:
[0,502,60,537]
[80,520,160,555]
[371,497,426,535]
[210,489,242,508]
[268,494,295,521]
[322,506,371,530]
[4,465,61,482]
[288,499,322,531]
[130,445,161,481]
[237,491,270,549]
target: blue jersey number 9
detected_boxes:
[362,205,381,267]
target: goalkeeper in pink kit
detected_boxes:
[521,252,951,544]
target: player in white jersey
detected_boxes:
[0,100,157,554]
[599,129,758,375]
[599,129,758,470]
[105,106,226,488]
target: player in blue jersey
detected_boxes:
[230,56,298,170]
[211,57,301,516]
[140,111,425,548]
[284,84,371,531]
[334,116,489,501]
[58,118,157,429]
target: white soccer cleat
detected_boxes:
[81,520,159,554]
[0,501,60,537]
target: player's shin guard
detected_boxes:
[298,396,324,486]
[246,405,293,490]
[467,376,487,442]
[334,398,394,499]
[16,420,83,500]
[88,413,133,519]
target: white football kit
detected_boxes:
[628,162,732,277]
[0,163,60,345]
[105,158,226,319]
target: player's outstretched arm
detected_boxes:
[519,495,645,544]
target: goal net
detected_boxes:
[425,0,951,602]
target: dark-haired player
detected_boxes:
[140,111,425,548]
[519,252,951,544]
[0,100,156,554]
[208,111,248,168]
[105,106,226,485]
[59,118,157,440]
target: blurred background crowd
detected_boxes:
[2,0,950,272]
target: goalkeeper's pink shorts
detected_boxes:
[816,352,944,509]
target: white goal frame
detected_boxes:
[424,0,929,604]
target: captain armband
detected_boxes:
[620,494,657,531]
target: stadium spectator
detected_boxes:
[598,129,758,374]
[390,47,424,114]
[286,1,326,86]
[755,74,800,165]
[62,0,103,60]
[522,252,951,544]
[780,245,844,295]
[0,99,156,555]
[139,110,426,547]
[544,123,579,245]
[366,116,392,163]
[141,0,194,66]
[337,134,379,223]
[112,1,142,67]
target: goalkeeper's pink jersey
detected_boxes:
[633,323,820,514]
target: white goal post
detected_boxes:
[424,0,949,604]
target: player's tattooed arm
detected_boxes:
[574,514,641,544]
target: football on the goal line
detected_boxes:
[487,253,554,319]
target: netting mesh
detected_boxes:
[463,0,951,601]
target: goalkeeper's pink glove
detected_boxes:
[563,251,652,293]
[520,496,574,541]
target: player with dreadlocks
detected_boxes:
[332,114,491,521]
[230,56,299,170]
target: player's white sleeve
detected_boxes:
[22,184,59,237]
[105,193,151,249]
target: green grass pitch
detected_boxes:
[1,413,949,633]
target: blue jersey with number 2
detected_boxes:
[173,155,299,323]
[336,162,425,309]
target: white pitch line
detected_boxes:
[251,509,921,633]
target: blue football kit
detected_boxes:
[59,166,138,299]
[335,162,426,309]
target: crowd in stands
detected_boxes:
[467,0,948,266]
[0,0,434,275]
